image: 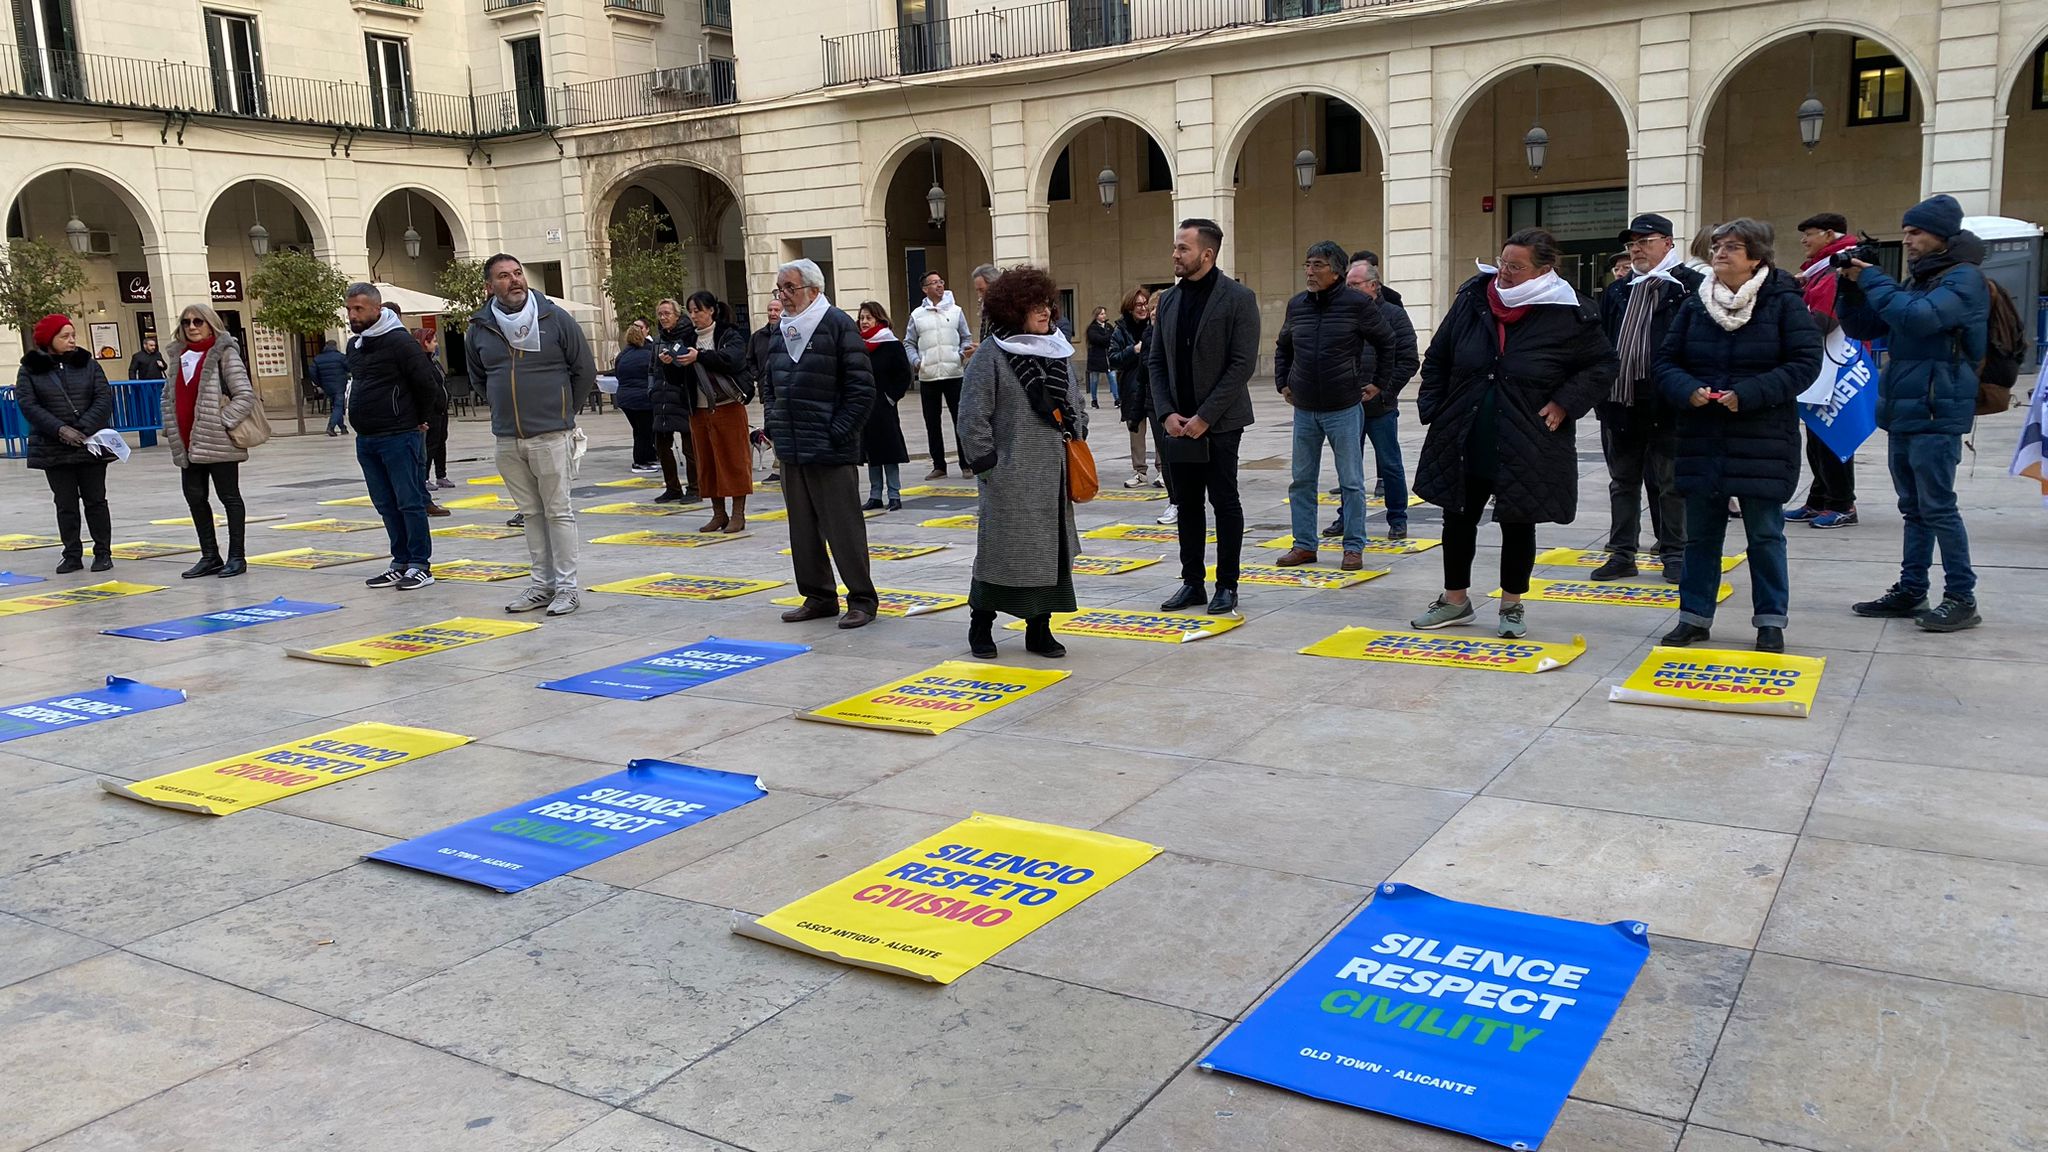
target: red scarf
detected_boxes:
[1486,281,1529,353]
[858,322,893,351]
[175,335,215,446]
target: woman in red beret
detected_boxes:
[14,314,115,572]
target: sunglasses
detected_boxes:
[181,318,209,327]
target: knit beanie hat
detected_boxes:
[32,313,72,350]
[1901,194,1965,241]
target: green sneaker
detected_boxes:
[1498,602,1527,639]
[1411,597,1476,629]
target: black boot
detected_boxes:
[1024,614,1066,659]
[182,554,224,579]
[968,610,997,659]
[55,555,83,574]
[1661,622,1711,647]
[217,556,247,578]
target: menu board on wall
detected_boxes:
[250,325,291,379]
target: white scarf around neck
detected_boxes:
[1475,263,1582,309]
[1701,267,1772,331]
[992,330,1074,359]
[782,292,831,362]
[491,290,543,352]
[349,307,406,350]
[916,291,957,315]
[1634,244,1686,286]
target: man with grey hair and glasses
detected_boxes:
[343,281,442,591]
[763,258,880,629]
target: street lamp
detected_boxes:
[248,187,269,257]
[926,139,947,227]
[1523,65,1548,174]
[63,173,90,255]
[1098,166,1118,209]
[1798,32,1825,151]
[402,191,422,260]
[1295,149,1318,192]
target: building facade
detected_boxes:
[7,0,2048,406]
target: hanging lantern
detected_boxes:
[926,181,947,227]
[1097,166,1118,208]
[402,191,422,259]
[1294,149,1317,192]
[248,187,269,257]
[1524,65,1547,174]
[62,174,91,255]
[1798,33,1825,151]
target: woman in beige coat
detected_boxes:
[163,303,257,578]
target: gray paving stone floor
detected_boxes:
[0,392,2042,1151]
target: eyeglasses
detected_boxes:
[1709,241,1748,255]
[772,283,801,297]
[1302,260,1332,271]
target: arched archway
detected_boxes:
[2000,33,2048,228]
[1036,115,1175,344]
[872,137,993,337]
[600,164,746,323]
[203,179,324,415]
[1444,61,1632,297]
[5,167,163,361]
[365,187,462,293]
[1698,30,1925,259]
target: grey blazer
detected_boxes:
[1143,269,1261,435]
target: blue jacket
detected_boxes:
[1837,233,1987,436]
[612,343,653,411]
[310,347,349,396]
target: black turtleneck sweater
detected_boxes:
[1172,265,1218,413]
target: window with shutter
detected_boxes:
[13,0,83,100]
[366,34,413,130]
[509,36,545,128]
[205,9,266,116]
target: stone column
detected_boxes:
[1171,74,1230,271]
[1631,13,1694,237]
[149,146,208,336]
[988,101,1040,266]
[1925,0,2001,211]
[1383,47,1440,332]
[321,158,371,282]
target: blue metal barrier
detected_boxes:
[1,378,163,459]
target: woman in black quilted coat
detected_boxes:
[15,314,115,572]
[1653,217,1821,654]
[1411,228,1616,639]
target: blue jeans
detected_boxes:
[1363,408,1409,532]
[1290,405,1366,552]
[867,462,900,501]
[324,385,347,432]
[1680,492,1788,628]
[357,430,431,570]
[1087,370,1114,405]
[1888,432,1974,600]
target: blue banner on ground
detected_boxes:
[101,597,343,642]
[0,571,44,587]
[1799,337,1879,463]
[0,676,188,744]
[367,760,766,892]
[537,636,809,700]
[1201,884,1649,1150]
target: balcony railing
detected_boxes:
[548,58,737,127]
[360,0,424,9]
[703,0,731,28]
[604,0,663,15]
[824,0,1407,85]
[484,0,541,12]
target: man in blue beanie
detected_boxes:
[1836,193,1985,631]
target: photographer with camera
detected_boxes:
[1837,194,1985,633]
[1787,213,1864,528]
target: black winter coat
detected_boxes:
[128,349,167,382]
[1364,285,1420,419]
[1415,273,1617,524]
[1273,283,1393,412]
[15,349,113,470]
[1598,263,1704,428]
[1652,269,1823,501]
[651,323,749,434]
[345,329,440,436]
[1110,314,1151,428]
[309,347,349,396]
[611,343,654,411]
[761,308,875,466]
[862,338,912,466]
[1085,320,1113,372]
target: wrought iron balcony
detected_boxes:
[484,0,541,12]
[604,0,663,16]
[361,0,424,9]
[703,0,732,29]
[548,58,737,127]
[824,0,1408,86]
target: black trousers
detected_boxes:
[1600,414,1685,565]
[1801,428,1856,512]
[920,378,963,469]
[181,461,246,559]
[1166,429,1244,589]
[623,406,655,468]
[1442,470,1537,595]
[426,410,449,480]
[45,461,111,561]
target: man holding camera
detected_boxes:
[1837,194,1984,632]
[1787,213,1863,528]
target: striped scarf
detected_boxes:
[1611,275,1661,405]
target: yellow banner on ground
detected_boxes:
[1009,607,1243,643]
[104,721,472,815]
[0,580,162,617]
[591,530,751,548]
[1512,578,1728,608]
[1261,535,1440,554]
[431,524,525,540]
[443,494,522,512]
[779,543,948,561]
[247,548,379,570]
[801,661,1068,736]
[753,507,882,523]
[919,514,980,529]
[582,501,684,516]
[590,573,786,601]
[0,534,61,550]
[1610,646,1827,718]
[317,496,377,507]
[1218,563,1388,589]
[772,587,968,617]
[735,812,1159,983]
[900,484,979,498]
[434,560,532,583]
[595,477,667,489]
[273,518,384,533]
[1072,555,1163,576]
[108,541,199,560]
[1084,522,1212,544]
[465,475,505,486]
[1318,492,1429,508]
[1536,547,1746,572]
[1093,489,1169,502]
[1301,627,1589,673]
[286,616,541,666]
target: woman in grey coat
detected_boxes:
[958,266,1086,660]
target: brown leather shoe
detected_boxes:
[723,517,745,534]
[1275,548,1317,567]
[1341,550,1364,570]
[780,603,837,623]
[838,607,875,629]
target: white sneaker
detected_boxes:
[546,590,580,617]
[1123,472,1149,489]
[506,586,553,613]
[1156,505,1179,526]
[630,464,659,475]
[1151,473,1165,488]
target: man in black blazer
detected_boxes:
[1145,218,1261,614]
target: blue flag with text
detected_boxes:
[537,636,808,700]
[0,676,188,744]
[102,597,343,642]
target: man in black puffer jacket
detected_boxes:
[1272,240,1392,571]
[344,285,443,589]
[763,258,878,629]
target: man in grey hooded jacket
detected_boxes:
[466,253,595,617]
